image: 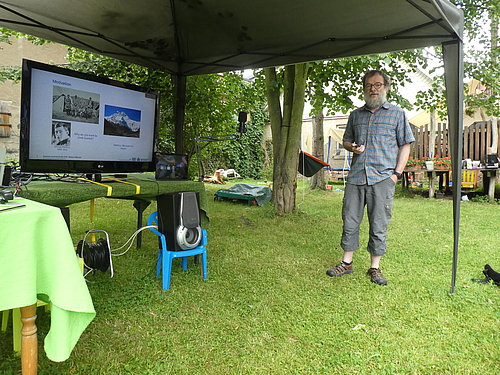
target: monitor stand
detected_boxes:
[85,173,102,182]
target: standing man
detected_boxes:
[326,70,414,285]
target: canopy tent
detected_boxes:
[328,129,346,145]
[0,0,462,75]
[0,0,464,291]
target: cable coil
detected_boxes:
[77,238,110,272]
[77,229,114,277]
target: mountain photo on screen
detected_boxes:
[103,105,141,138]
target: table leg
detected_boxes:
[438,173,443,191]
[488,171,496,202]
[20,304,37,375]
[133,200,151,249]
[402,172,407,189]
[428,172,435,198]
[481,170,497,202]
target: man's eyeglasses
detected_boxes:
[364,82,385,90]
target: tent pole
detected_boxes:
[326,136,331,184]
[443,39,464,294]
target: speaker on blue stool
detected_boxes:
[157,192,202,251]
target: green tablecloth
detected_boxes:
[0,197,96,362]
[19,174,208,221]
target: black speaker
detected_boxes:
[2,165,11,186]
[157,192,202,251]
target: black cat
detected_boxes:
[483,264,500,286]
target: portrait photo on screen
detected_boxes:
[51,121,71,146]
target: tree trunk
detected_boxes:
[491,117,498,154]
[264,64,308,212]
[490,9,499,152]
[429,111,436,158]
[310,108,326,189]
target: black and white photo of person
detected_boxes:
[52,121,71,146]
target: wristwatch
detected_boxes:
[393,171,402,179]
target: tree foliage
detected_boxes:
[216,107,267,179]
[415,1,500,118]
[193,77,268,179]
[306,51,429,117]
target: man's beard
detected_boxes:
[364,89,386,109]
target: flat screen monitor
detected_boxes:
[20,59,159,174]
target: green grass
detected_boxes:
[1,180,500,374]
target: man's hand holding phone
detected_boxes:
[351,142,365,154]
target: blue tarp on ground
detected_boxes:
[215,183,272,206]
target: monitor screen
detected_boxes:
[20,59,159,174]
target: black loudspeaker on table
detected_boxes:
[157,192,202,251]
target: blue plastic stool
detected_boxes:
[147,211,207,290]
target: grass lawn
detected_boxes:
[1,179,500,374]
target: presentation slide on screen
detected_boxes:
[29,68,157,162]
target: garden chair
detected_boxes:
[147,211,208,290]
[461,169,478,189]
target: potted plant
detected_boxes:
[435,156,451,170]
[422,156,435,170]
[406,157,422,169]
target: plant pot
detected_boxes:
[425,161,434,170]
